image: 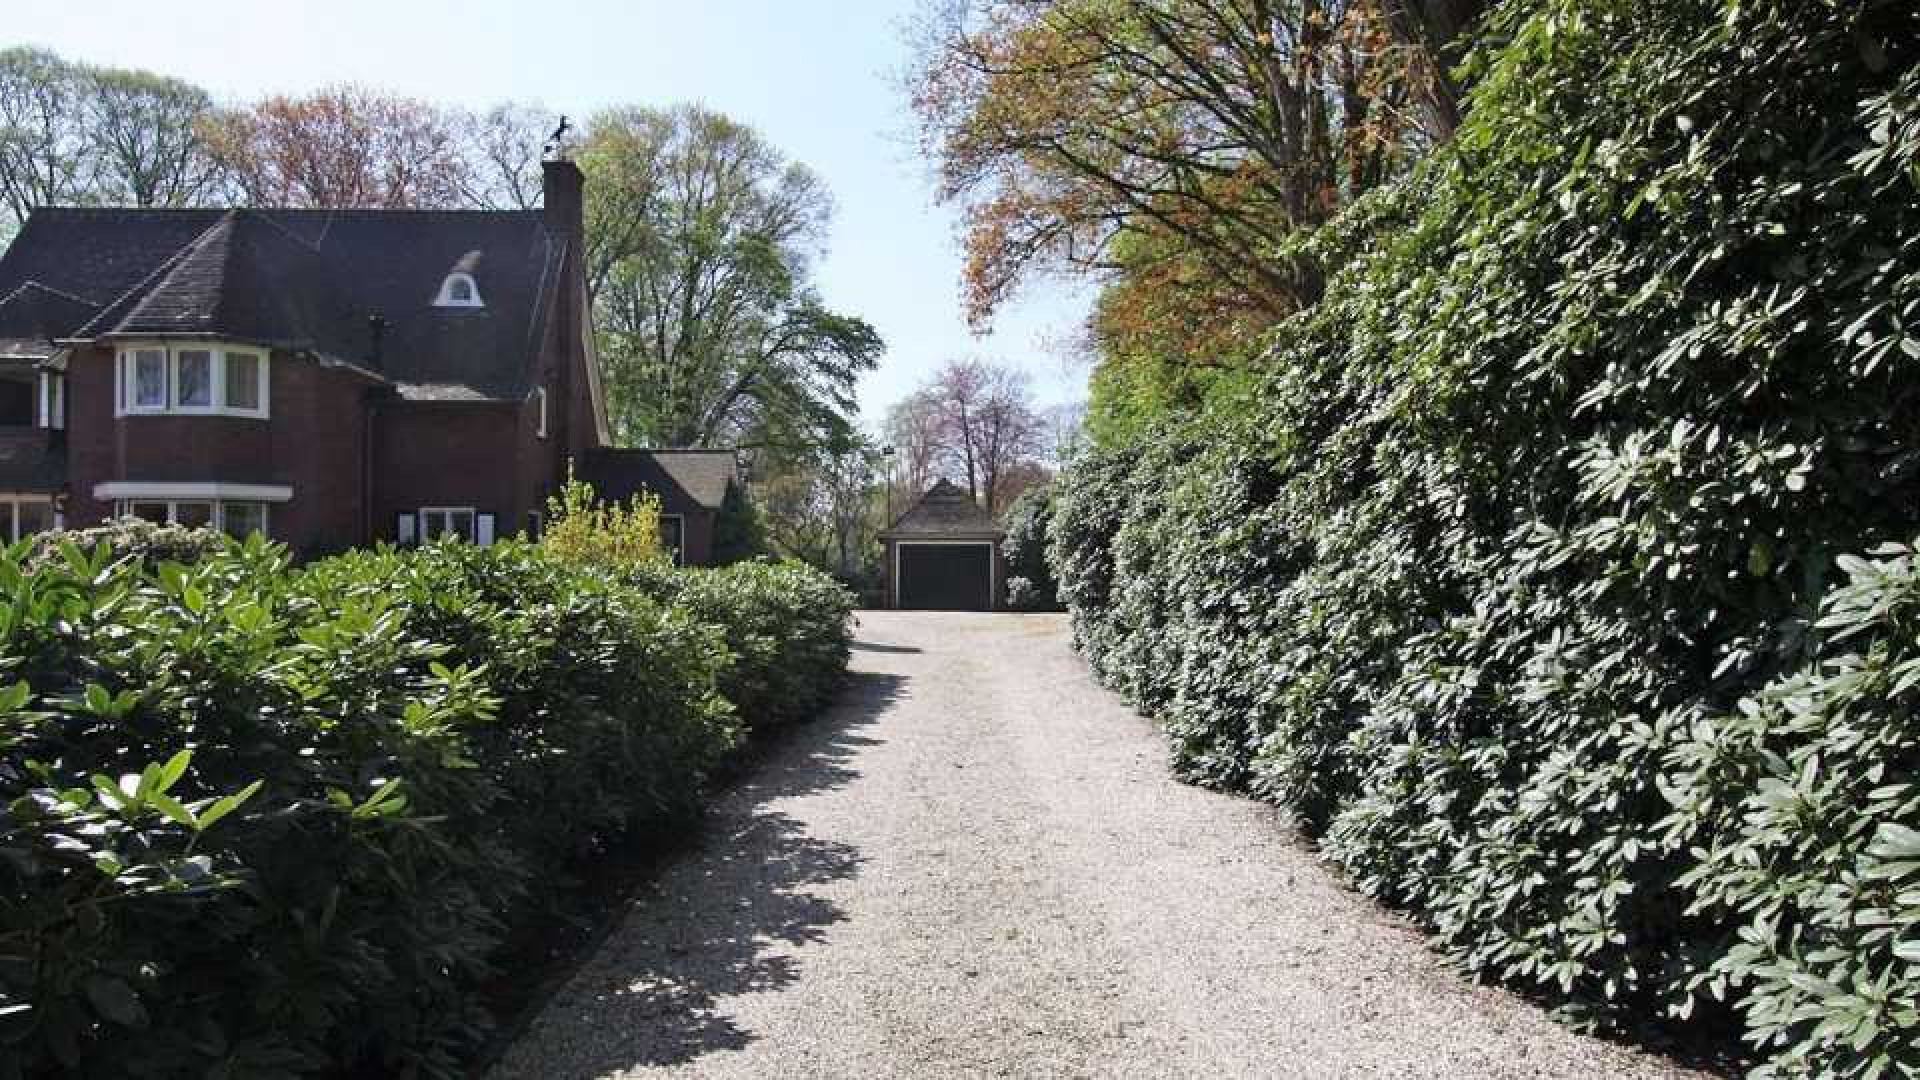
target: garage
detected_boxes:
[896,543,995,610]
[879,479,1005,611]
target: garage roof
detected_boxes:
[880,478,1004,540]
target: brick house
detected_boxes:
[0,160,733,561]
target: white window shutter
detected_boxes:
[476,513,495,546]
[397,513,416,545]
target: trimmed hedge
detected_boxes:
[1049,2,1919,1076]
[627,559,855,732]
[1000,486,1061,611]
[1,536,851,1077]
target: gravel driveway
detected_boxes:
[493,611,1703,1079]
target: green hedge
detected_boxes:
[1049,2,1919,1076]
[1000,486,1061,611]
[0,537,851,1077]
[627,559,855,732]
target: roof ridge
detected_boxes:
[66,212,234,339]
[1,279,101,310]
[233,207,323,253]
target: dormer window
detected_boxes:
[435,272,483,308]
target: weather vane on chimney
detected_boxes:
[543,115,574,162]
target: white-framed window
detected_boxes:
[413,507,496,545]
[419,507,476,543]
[661,513,685,565]
[532,386,548,439]
[0,496,56,542]
[434,272,483,308]
[116,344,269,418]
[115,498,269,538]
[126,348,166,410]
[175,349,213,407]
[221,501,268,538]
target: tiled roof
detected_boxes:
[576,448,739,512]
[0,205,566,402]
[879,478,1004,538]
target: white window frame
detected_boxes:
[115,343,270,419]
[418,507,478,544]
[218,501,270,539]
[112,497,270,537]
[121,347,168,413]
[36,371,63,430]
[660,513,685,565]
[0,495,58,543]
[434,272,484,308]
[532,386,548,439]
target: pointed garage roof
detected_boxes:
[0,204,568,402]
[880,479,1005,540]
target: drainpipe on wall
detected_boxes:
[363,315,388,546]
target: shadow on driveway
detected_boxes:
[849,639,921,654]
[494,670,905,1076]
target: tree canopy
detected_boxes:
[581,104,882,454]
[908,0,1486,441]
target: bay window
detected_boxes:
[225,352,261,411]
[116,344,268,417]
[115,498,269,538]
[221,502,267,539]
[176,349,213,407]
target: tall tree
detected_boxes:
[909,0,1487,441]
[884,388,948,516]
[456,102,557,211]
[913,357,1047,513]
[582,104,882,452]
[203,86,472,208]
[911,0,1460,325]
[84,66,224,208]
[0,47,95,228]
[757,440,886,581]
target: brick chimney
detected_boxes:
[543,158,584,234]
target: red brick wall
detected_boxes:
[65,343,119,527]
[65,345,372,556]
[371,401,523,543]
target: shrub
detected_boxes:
[1048,1,1920,1075]
[1005,576,1037,609]
[0,533,851,1076]
[540,472,665,569]
[710,480,768,566]
[24,517,227,572]
[1001,487,1060,610]
[624,558,855,732]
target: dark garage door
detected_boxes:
[898,544,992,611]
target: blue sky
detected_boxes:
[6,0,1094,423]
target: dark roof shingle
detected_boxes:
[880,478,1003,538]
[576,448,739,512]
[0,205,565,402]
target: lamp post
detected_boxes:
[880,444,896,522]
